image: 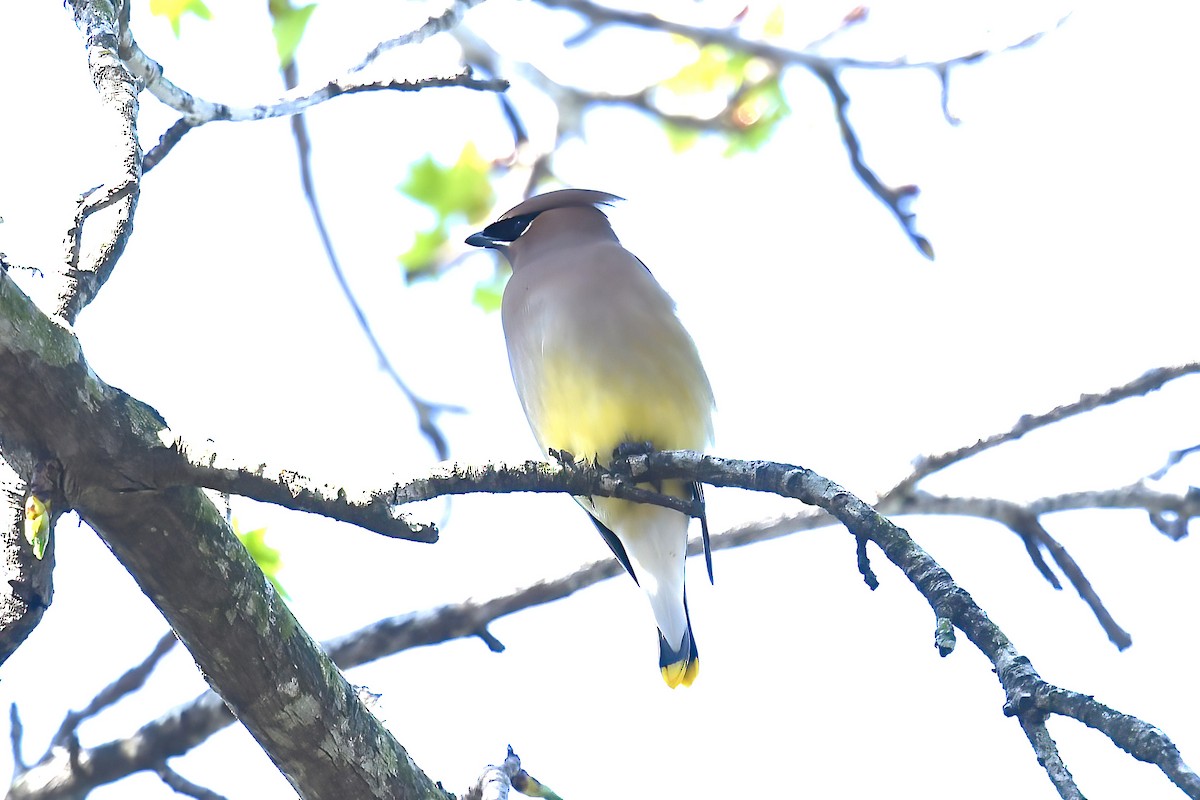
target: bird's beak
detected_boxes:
[465,231,504,249]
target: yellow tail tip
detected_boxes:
[661,657,699,688]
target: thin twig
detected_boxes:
[885,363,1200,499]
[1018,714,1085,800]
[1013,511,1131,650]
[146,438,438,542]
[854,533,878,589]
[155,763,229,800]
[800,5,870,52]
[119,3,504,127]
[52,630,178,748]
[810,61,933,257]
[9,704,25,774]
[1148,443,1200,481]
[1036,686,1200,798]
[279,60,459,460]
[142,118,196,174]
[348,0,489,73]
[531,0,1062,257]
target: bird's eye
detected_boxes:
[482,213,539,242]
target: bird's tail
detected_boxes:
[588,490,698,687]
[658,591,698,688]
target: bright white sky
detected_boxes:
[1,1,1199,798]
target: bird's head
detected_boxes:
[465,189,623,267]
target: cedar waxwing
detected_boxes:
[466,189,715,687]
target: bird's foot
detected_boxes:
[548,447,587,471]
[613,440,656,459]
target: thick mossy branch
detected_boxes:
[0,268,444,799]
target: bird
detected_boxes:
[466,188,715,687]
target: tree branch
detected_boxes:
[154,764,229,800]
[51,630,177,749]
[145,437,438,543]
[279,58,461,462]
[1037,686,1200,797]
[885,363,1200,498]
[8,216,1198,796]
[0,266,445,799]
[8,705,25,776]
[128,0,504,172]
[13,451,1200,796]
[58,0,142,323]
[527,0,1061,257]
[348,0,490,74]
[119,10,504,127]
[146,440,709,543]
[0,457,57,667]
[1018,713,1084,800]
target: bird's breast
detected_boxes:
[503,267,712,464]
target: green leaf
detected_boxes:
[149,0,212,37]
[234,518,290,600]
[269,2,317,68]
[724,78,791,155]
[661,121,701,154]
[398,143,496,280]
[399,228,449,282]
[763,4,786,38]
[472,270,508,312]
[399,142,494,223]
[662,44,739,96]
[658,43,787,155]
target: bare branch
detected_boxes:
[537,0,1057,78]
[8,704,25,775]
[16,458,1200,797]
[150,438,437,543]
[142,118,197,174]
[528,0,1062,257]
[903,484,1200,526]
[886,363,1200,498]
[348,0,489,74]
[809,61,933,257]
[0,268,444,799]
[155,763,229,800]
[1018,714,1084,800]
[799,5,870,52]
[151,438,712,542]
[1036,687,1200,798]
[19,451,1200,797]
[279,60,461,462]
[159,66,504,124]
[382,456,702,517]
[157,426,1200,568]
[1013,511,1131,650]
[140,7,513,175]
[854,533,879,589]
[52,630,177,749]
[118,8,504,129]
[889,492,1134,648]
[59,0,142,323]
[1149,443,1200,481]
[9,253,1198,796]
